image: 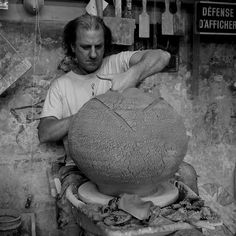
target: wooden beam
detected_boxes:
[0,1,194,25]
[46,0,195,4]
[0,3,86,25]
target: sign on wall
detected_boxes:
[0,0,8,9]
[195,1,236,35]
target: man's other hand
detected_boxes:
[97,70,137,93]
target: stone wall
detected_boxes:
[0,22,65,235]
[0,18,236,236]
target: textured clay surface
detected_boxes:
[68,88,188,195]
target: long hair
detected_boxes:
[62,14,112,58]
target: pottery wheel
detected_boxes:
[78,181,179,207]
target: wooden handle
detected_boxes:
[96,0,103,18]
[126,0,132,11]
[46,168,57,198]
[176,0,181,13]
[115,0,122,17]
[142,0,147,13]
[165,0,170,13]
[234,162,236,201]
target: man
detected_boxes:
[38,14,197,235]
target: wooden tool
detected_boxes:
[103,0,135,45]
[89,0,107,17]
[234,162,236,201]
[46,167,57,198]
[173,0,185,35]
[153,0,158,48]
[0,31,31,96]
[124,0,132,19]
[162,0,174,35]
[23,0,44,15]
[115,0,122,18]
[139,0,150,38]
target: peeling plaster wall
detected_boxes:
[0,22,65,236]
[0,20,236,235]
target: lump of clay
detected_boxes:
[68,88,188,197]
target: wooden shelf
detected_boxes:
[0,1,196,25]
[44,0,195,4]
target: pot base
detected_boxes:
[97,183,160,197]
[78,181,179,207]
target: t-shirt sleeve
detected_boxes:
[96,51,139,94]
[40,79,63,120]
[114,51,138,72]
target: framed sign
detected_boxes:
[195,1,236,35]
[0,0,8,9]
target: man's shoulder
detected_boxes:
[57,71,76,81]
[51,71,76,87]
[104,51,138,64]
[101,51,138,73]
[105,51,135,59]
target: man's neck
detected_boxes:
[72,66,88,75]
[71,67,98,80]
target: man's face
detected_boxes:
[72,27,105,74]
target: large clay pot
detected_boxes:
[68,88,188,197]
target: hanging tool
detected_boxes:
[103,0,135,45]
[124,0,133,19]
[153,0,158,48]
[87,0,108,17]
[162,0,174,35]
[95,0,103,18]
[234,162,236,201]
[115,0,122,18]
[173,0,185,35]
[139,0,150,38]
[23,0,44,15]
[0,31,32,96]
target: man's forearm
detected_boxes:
[129,49,171,85]
[96,49,171,92]
[38,116,72,143]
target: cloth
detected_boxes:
[117,193,154,220]
[41,51,137,163]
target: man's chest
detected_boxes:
[61,78,101,116]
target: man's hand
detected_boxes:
[97,49,170,93]
[97,69,137,93]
